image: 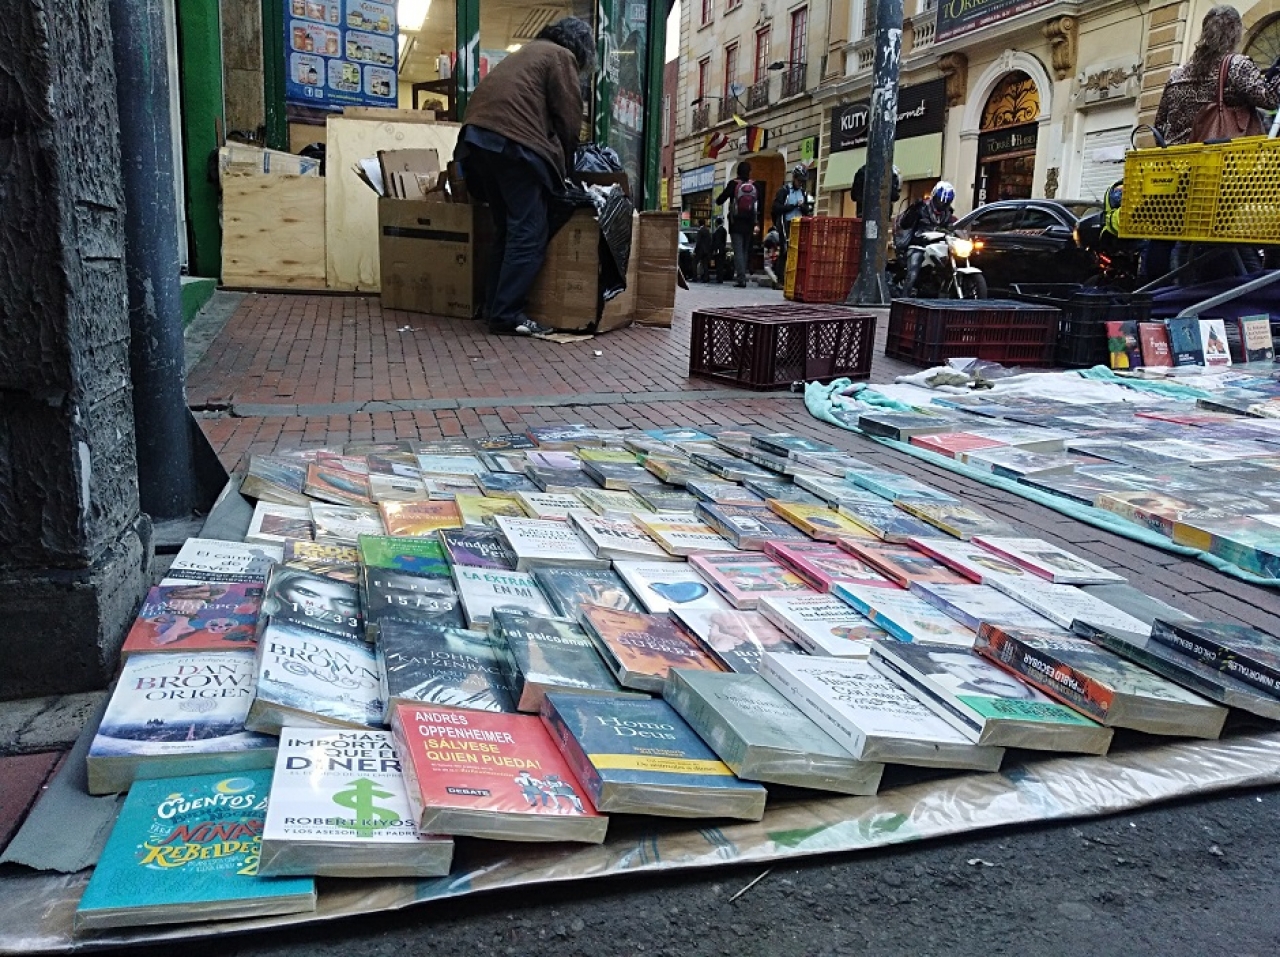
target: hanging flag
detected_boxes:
[742,126,768,153]
[703,131,731,158]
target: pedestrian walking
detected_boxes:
[694,219,712,282]
[715,162,758,287]
[453,17,595,336]
[710,217,728,283]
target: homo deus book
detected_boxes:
[87,651,277,795]
[74,769,316,931]
[258,728,453,878]
[390,703,607,843]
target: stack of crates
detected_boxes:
[783,217,862,303]
[884,299,1060,368]
[1009,284,1154,368]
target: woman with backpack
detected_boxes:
[715,162,757,287]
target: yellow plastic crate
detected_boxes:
[1119,135,1280,243]
[783,231,799,299]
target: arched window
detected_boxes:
[980,71,1040,131]
[1245,13,1280,71]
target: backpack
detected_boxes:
[733,180,758,222]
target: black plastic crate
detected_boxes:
[885,299,1059,368]
[1009,284,1154,368]
[690,304,876,390]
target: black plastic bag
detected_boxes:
[574,143,623,173]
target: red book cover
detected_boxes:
[390,703,606,843]
[908,433,1006,458]
[1138,323,1173,368]
[580,605,723,692]
[120,583,262,656]
[839,541,970,588]
[764,541,896,592]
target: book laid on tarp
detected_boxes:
[568,510,675,562]
[1149,618,1280,699]
[763,541,896,592]
[379,620,516,713]
[758,653,1004,770]
[490,610,630,712]
[540,692,767,820]
[368,474,429,503]
[532,566,642,619]
[453,566,556,629]
[259,728,453,878]
[612,561,733,614]
[261,565,363,643]
[358,534,453,582]
[415,453,488,476]
[766,500,877,542]
[856,411,957,441]
[969,536,1126,585]
[438,527,518,570]
[757,593,889,657]
[390,702,607,843]
[832,583,977,647]
[868,640,1112,753]
[454,493,526,528]
[975,624,1227,737]
[363,569,465,642]
[908,432,1006,459]
[907,537,1042,585]
[1072,620,1280,720]
[844,468,958,503]
[74,769,316,931]
[241,454,311,506]
[579,605,723,692]
[894,500,1014,540]
[248,622,384,734]
[247,503,313,546]
[378,501,463,538]
[282,540,361,584]
[304,463,372,506]
[670,606,804,674]
[515,491,587,519]
[161,539,282,586]
[909,582,1065,634]
[838,540,970,588]
[752,433,842,459]
[695,501,811,550]
[664,669,882,794]
[632,515,740,556]
[121,583,262,657]
[87,651,276,794]
[493,515,609,571]
[683,552,812,611]
[835,500,947,543]
[982,577,1151,634]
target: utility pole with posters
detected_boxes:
[846,0,904,305]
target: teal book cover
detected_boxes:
[75,769,315,930]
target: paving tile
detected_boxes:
[0,751,62,853]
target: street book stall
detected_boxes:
[6,419,1280,951]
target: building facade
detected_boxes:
[811,0,1280,220]
[660,58,680,208]
[670,0,832,225]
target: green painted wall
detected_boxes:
[177,0,224,278]
[261,0,287,150]
[642,1,668,210]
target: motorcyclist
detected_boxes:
[895,181,957,297]
[771,164,813,285]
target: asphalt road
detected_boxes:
[101,783,1280,957]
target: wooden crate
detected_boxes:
[221,173,326,290]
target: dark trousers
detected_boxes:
[730,231,749,285]
[464,148,550,328]
[695,253,711,282]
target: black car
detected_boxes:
[954,199,1103,295]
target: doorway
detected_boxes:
[973,71,1040,207]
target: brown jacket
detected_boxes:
[461,40,583,178]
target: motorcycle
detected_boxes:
[887,229,988,299]
[1073,210,1142,290]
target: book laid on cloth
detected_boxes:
[490,610,631,712]
[282,540,361,584]
[763,541,896,592]
[87,651,276,794]
[868,640,1112,754]
[579,605,723,692]
[757,593,889,657]
[378,501,463,537]
[612,560,733,614]
[832,583,976,647]
[632,515,740,556]
[969,536,1126,585]
[362,569,465,642]
[258,728,453,878]
[1072,620,1280,720]
[378,620,516,713]
[390,702,607,843]
[974,624,1227,737]
[438,527,519,571]
[908,432,1007,459]
[121,583,262,657]
[1149,618,1280,699]
[494,515,609,571]
[688,552,814,610]
[357,534,453,582]
[74,770,316,930]
[247,503,314,546]
[453,566,556,630]
[261,566,363,643]
[568,510,675,562]
[758,653,1004,770]
[532,566,642,619]
[664,669,883,795]
[909,582,1065,634]
[670,606,804,674]
[540,692,767,820]
[247,622,384,734]
[695,501,811,551]
[161,539,282,587]
[838,541,970,588]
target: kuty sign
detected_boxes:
[831,78,947,152]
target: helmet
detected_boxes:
[1103,180,1123,237]
[792,164,808,182]
[931,181,956,209]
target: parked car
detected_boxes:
[678,226,733,282]
[953,199,1103,295]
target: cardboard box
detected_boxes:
[218,144,319,180]
[634,211,679,327]
[526,208,601,332]
[378,199,491,318]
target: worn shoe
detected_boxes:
[490,318,553,337]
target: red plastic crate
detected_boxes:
[690,304,877,390]
[785,218,863,303]
[885,299,1060,368]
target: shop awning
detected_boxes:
[822,132,945,192]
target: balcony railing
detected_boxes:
[909,12,936,52]
[748,78,770,111]
[718,98,739,123]
[781,63,807,98]
[692,102,711,131]
[852,39,875,73]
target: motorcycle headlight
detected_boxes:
[951,238,974,258]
